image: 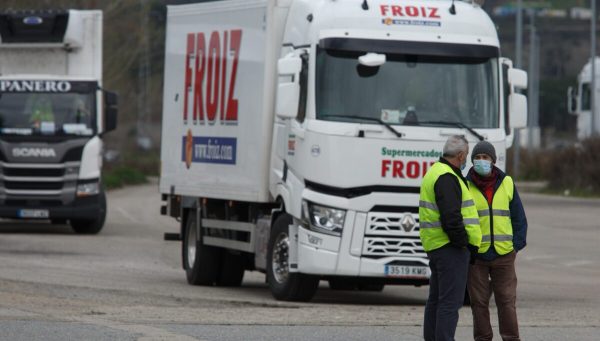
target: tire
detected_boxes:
[182,212,221,286]
[328,279,356,291]
[267,214,319,302]
[217,250,245,287]
[357,283,385,292]
[70,191,106,234]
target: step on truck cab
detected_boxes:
[159,0,528,301]
[0,10,118,234]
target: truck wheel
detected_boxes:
[267,214,319,302]
[357,283,385,292]
[70,191,106,234]
[216,250,245,287]
[182,212,220,286]
[328,279,356,291]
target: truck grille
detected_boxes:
[363,237,425,257]
[366,212,421,235]
[3,167,65,177]
[362,212,426,258]
[0,161,79,197]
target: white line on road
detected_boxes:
[522,254,557,261]
[78,317,206,341]
[116,207,137,223]
[562,260,594,267]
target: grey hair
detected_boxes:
[443,135,468,157]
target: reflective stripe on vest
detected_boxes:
[419,162,482,252]
[477,209,510,217]
[468,176,515,255]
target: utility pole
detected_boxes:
[516,0,523,68]
[527,9,538,149]
[513,0,523,178]
[137,0,152,150]
[592,0,597,136]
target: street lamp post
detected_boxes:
[513,0,523,178]
[592,0,597,136]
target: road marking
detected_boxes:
[562,260,594,267]
[522,254,556,261]
[116,207,137,223]
[77,317,206,341]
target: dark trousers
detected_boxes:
[468,251,520,341]
[424,246,470,341]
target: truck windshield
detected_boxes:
[0,91,95,136]
[316,48,499,129]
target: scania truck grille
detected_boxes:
[0,161,79,198]
[362,212,426,258]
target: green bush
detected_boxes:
[102,166,148,190]
[544,137,600,195]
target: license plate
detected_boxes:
[385,265,430,279]
[18,209,49,219]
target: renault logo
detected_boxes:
[400,214,416,232]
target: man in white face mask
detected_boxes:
[466,141,528,341]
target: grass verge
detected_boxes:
[102,166,148,190]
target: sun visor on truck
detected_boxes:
[0,10,69,44]
[320,38,499,59]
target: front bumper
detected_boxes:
[296,206,430,284]
[0,195,102,220]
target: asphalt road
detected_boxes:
[0,181,598,340]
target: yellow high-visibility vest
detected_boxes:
[419,162,481,252]
[468,176,515,255]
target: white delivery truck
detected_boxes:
[568,57,600,140]
[159,0,528,301]
[0,10,118,234]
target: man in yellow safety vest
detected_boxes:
[466,141,528,341]
[419,135,482,341]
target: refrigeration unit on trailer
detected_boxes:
[159,0,528,301]
[0,10,118,234]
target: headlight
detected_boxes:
[77,181,99,197]
[302,201,346,236]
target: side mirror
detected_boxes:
[276,56,302,119]
[508,68,528,90]
[358,52,386,67]
[567,86,578,115]
[509,93,527,129]
[103,91,118,133]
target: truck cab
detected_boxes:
[0,10,117,234]
[269,0,527,297]
[568,57,600,140]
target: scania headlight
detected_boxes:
[77,181,99,197]
[302,200,346,236]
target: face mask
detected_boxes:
[474,159,492,176]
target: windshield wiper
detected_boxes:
[418,121,485,141]
[320,114,404,138]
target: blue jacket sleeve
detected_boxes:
[510,184,528,251]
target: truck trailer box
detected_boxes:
[159,0,278,202]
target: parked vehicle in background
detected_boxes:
[0,10,118,234]
[159,0,528,301]
[568,57,600,140]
